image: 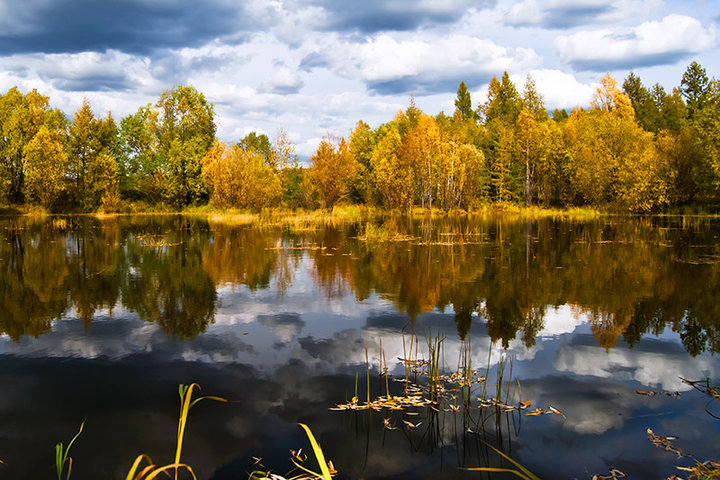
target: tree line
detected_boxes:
[1,61,719,213]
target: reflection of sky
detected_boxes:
[1,255,720,479]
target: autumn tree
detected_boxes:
[22,126,67,208]
[565,74,671,211]
[272,130,303,207]
[347,120,376,204]
[0,88,65,204]
[238,131,272,164]
[201,141,281,209]
[436,140,484,210]
[535,119,566,206]
[694,80,720,195]
[372,124,414,209]
[481,72,522,125]
[67,99,119,211]
[486,120,514,203]
[515,109,540,206]
[400,113,441,209]
[309,136,356,209]
[436,110,488,206]
[521,74,548,121]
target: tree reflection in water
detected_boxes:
[0,214,719,353]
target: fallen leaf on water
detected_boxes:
[403,420,421,429]
[548,406,566,418]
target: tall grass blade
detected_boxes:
[174,383,227,479]
[126,383,225,480]
[298,423,333,480]
[125,455,156,480]
[465,466,535,479]
[468,440,541,480]
[56,420,85,480]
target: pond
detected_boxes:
[0,214,719,479]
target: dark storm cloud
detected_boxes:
[0,0,251,55]
[309,0,496,33]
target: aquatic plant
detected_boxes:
[249,423,336,480]
[55,420,85,480]
[126,383,227,480]
[465,440,541,480]
[647,428,720,480]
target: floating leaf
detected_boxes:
[548,406,566,418]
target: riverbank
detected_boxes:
[1,202,605,221]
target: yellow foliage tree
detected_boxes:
[436,141,484,210]
[565,74,672,211]
[371,125,414,209]
[400,113,440,209]
[201,141,281,210]
[309,136,356,208]
[67,99,119,211]
[515,109,541,206]
[22,126,67,208]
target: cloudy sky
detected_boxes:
[0,0,718,157]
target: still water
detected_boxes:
[0,214,719,479]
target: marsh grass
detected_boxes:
[55,420,85,480]
[465,440,541,480]
[330,333,562,420]
[126,383,227,480]
[249,423,336,480]
[647,428,720,480]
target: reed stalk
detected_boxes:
[56,420,85,480]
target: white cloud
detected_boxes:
[504,0,542,25]
[303,33,542,93]
[554,342,718,392]
[556,14,717,70]
[524,69,597,108]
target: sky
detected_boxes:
[0,0,718,158]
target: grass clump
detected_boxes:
[126,383,227,480]
[55,420,85,480]
[249,423,336,480]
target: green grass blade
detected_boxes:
[298,423,332,480]
[65,421,85,455]
[56,420,85,480]
[55,443,63,480]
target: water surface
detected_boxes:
[0,214,719,479]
